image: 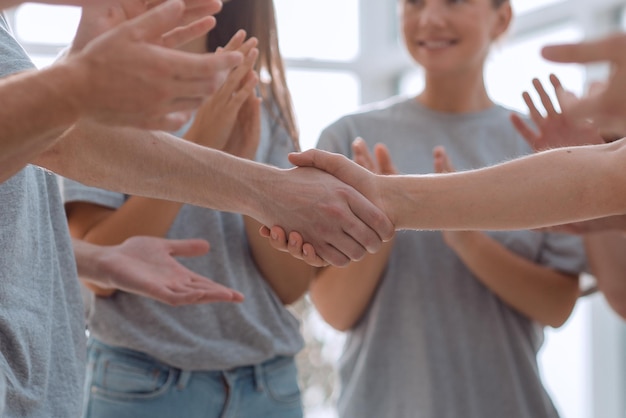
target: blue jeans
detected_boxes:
[83,339,303,418]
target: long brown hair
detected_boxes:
[207,0,300,151]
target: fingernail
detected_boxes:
[271,232,277,240]
[303,248,308,256]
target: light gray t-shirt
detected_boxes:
[0,15,85,418]
[63,105,304,370]
[317,97,587,418]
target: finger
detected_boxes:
[301,243,328,267]
[259,225,271,238]
[510,113,540,150]
[352,137,377,171]
[315,241,352,267]
[163,49,243,82]
[286,231,327,267]
[122,0,186,42]
[289,150,394,242]
[170,284,244,305]
[433,146,454,173]
[289,149,370,185]
[286,231,306,259]
[165,238,210,257]
[161,15,216,48]
[549,73,572,111]
[209,54,256,109]
[185,275,245,302]
[373,143,398,175]
[236,36,259,56]
[542,35,626,65]
[549,73,563,92]
[533,78,557,116]
[220,29,247,53]
[268,226,290,252]
[522,90,544,127]
[179,0,223,26]
[224,49,259,106]
[345,196,393,251]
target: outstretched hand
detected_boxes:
[261,138,397,267]
[510,74,604,151]
[542,34,626,134]
[82,236,244,306]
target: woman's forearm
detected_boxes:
[384,140,626,231]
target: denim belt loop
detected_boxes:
[177,369,192,390]
[253,363,264,392]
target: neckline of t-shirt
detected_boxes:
[405,97,505,122]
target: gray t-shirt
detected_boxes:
[317,97,587,418]
[63,105,304,371]
[0,15,85,418]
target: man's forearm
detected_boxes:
[37,121,394,267]
[1,64,82,182]
[37,121,271,220]
[384,140,626,230]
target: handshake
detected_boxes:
[259,32,626,267]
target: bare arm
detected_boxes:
[1,0,240,182]
[288,139,626,232]
[36,118,392,267]
[444,231,579,327]
[433,146,579,328]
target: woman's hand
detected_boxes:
[184,30,260,150]
[510,74,605,151]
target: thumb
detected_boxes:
[433,146,454,173]
[374,143,398,175]
[289,149,372,187]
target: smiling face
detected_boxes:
[401,0,511,77]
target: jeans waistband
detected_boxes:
[88,338,294,386]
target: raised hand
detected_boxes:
[80,236,244,306]
[70,0,224,52]
[510,74,604,151]
[542,33,626,134]
[185,30,260,155]
[60,0,243,131]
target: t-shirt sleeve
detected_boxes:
[0,14,35,77]
[61,177,126,210]
[538,232,587,276]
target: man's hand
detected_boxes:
[258,160,393,267]
[80,236,244,306]
[542,33,626,134]
[259,145,396,267]
[58,0,242,131]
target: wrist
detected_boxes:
[40,58,89,125]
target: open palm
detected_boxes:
[510,74,604,151]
